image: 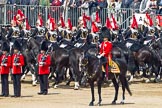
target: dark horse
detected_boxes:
[128,38,161,83]
[80,45,132,106]
[50,47,70,88]
[21,37,40,85]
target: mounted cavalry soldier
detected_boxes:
[6,19,17,41]
[16,9,25,26]
[45,16,57,42]
[37,41,51,95]
[154,15,161,38]
[123,15,140,39]
[31,14,45,39]
[143,12,155,37]
[0,42,11,97]
[11,40,25,97]
[23,18,31,38]
[59,18,75,49]
[98,29,112,80]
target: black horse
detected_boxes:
[21,37,40,85]
[128,37,162,83]
[80,49,132,106]
[50,47,70,88]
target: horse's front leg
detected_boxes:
[119,75,125,104]
[30,65,37,86]
[66,70,74,86]
[89,81,95,106]
[49,66,56,80]
[97,79,102,106]
[112,77,119,104]
[53,66,61,89]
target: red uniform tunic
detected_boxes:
[0,54,12,74]
[100,41,112,78]
[38,54,51,75]
[100,41,112,57]
[11,53,25,74]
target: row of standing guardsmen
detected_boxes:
[0,40,51,97]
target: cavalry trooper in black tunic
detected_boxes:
[31,22,45,42]
[31,22,39,37]
[6,20,17,41]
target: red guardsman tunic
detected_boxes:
[11,53,24,74]
[38,53,51,75]
[0,54,12,74]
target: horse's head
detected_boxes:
[79,52,89,85]
[80,52,88,68]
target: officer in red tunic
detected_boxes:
[11,40,25,97]
[99,34,112,80]
[37,41,51,95]
[0,42,11,97]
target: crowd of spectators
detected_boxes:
[1,0,162,28]
[0,0,162,14]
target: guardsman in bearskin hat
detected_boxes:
[11,40,24,97]
[37,41,51,95]
[98,28,112,80]
[0,42,11,97]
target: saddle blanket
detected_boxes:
[102,60,120,74]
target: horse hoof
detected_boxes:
[54,85,58,89]
[66,82,70,86]
[97,102,101,106]
[32,84,37,86]
[74,87,79,90]
[112,101,116,105]
[154,79,160,83]
[109,82,114,87]
[32,81,37,86]
[157,75,161,80]
[120,101,124,104]
[89,102,94,106]
[128,75,133,83]
[145,79,150,83]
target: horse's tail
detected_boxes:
[124,77,132,96]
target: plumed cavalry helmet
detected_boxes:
[2,42,10,52]
[40,41,48,51]
[13,40,21,50]
[100,27,111,39]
